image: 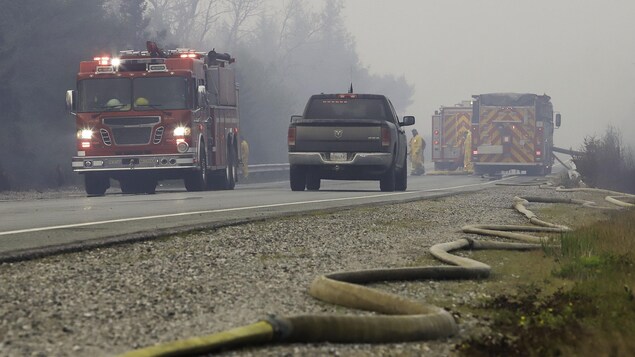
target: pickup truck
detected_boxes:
[287,93,415,191]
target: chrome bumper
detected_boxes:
[72,154,195,172]
[288,152,392,166]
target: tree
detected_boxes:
[0,0,152,190]
[146,0,227,47]
[116,0,151,49]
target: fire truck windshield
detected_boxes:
[77,76,189,113]
[78,78,131,112]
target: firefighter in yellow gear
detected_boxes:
[463,130,473,173]
[409,129,426,175]
[240,135,249,179]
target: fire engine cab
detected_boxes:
[66,42,240,196]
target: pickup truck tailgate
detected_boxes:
[293,119,384,152]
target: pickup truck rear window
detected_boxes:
[305,98,391,120]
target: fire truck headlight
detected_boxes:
[77,129,93,139]
[173,126,191,136]
[111,58,121,67]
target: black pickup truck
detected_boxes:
[287,93,415,191]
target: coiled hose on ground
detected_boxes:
[118,186,634,357]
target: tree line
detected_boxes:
[0,0,413,191]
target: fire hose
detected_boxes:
[118,187,633,357]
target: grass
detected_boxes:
[458,208,635,356]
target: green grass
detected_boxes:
[459,208,635,356]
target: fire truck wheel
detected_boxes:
[184,149,208,192]
[84,173,109,196]
[380,166,396,192]
[290,165,307,191]
[222,146,237,190]
[142,180,157,194]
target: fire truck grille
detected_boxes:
[103,117,160,126]
[103,116,160,146]
[111,127,153,145]
[153,126,165,144]
[100,129,112,146]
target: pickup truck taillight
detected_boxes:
[381,127,391,147]
[288,127,296,146]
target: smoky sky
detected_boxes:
[342,0,635,149]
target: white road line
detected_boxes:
[0,176,515,236]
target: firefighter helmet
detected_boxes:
[106,98,122,107]
[135,97,149,106]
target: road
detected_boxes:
[0,172,534,262]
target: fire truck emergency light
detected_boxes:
[94,57,110,65]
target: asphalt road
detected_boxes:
[0,171,538,262]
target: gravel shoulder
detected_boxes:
[0,184,613,357]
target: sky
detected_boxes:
[342,0,635,149]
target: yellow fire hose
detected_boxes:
[118,187,633,357]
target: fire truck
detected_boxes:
[66,42,240,196]
[470,93,561,176]
[431,100,473,171]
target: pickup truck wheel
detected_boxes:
[85,173,109,196]
[306,174,321,191]
[395,157,407,191]
[380,167,396,192]
[290,165,306,191]
[184,148,207,192]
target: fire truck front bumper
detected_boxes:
[72,154,196,172]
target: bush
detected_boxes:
[574,126,635,193]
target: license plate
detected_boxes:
[330,152,347,161]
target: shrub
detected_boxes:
[574,126,635,193]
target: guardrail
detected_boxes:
[241,163,289,183]
[247,163,289,173]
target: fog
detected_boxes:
[343,0,635,149]
[1,0,633,191]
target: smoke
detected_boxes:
[0,0,414,190]
[341,0,635,151]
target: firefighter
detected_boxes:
[463,129,473,173]
[457,130,467,171]
[409,129,425,175]
[240,135,249,179]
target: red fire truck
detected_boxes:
[66,42,240,196]
[470,93,561,176]
[431,100,473,171]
